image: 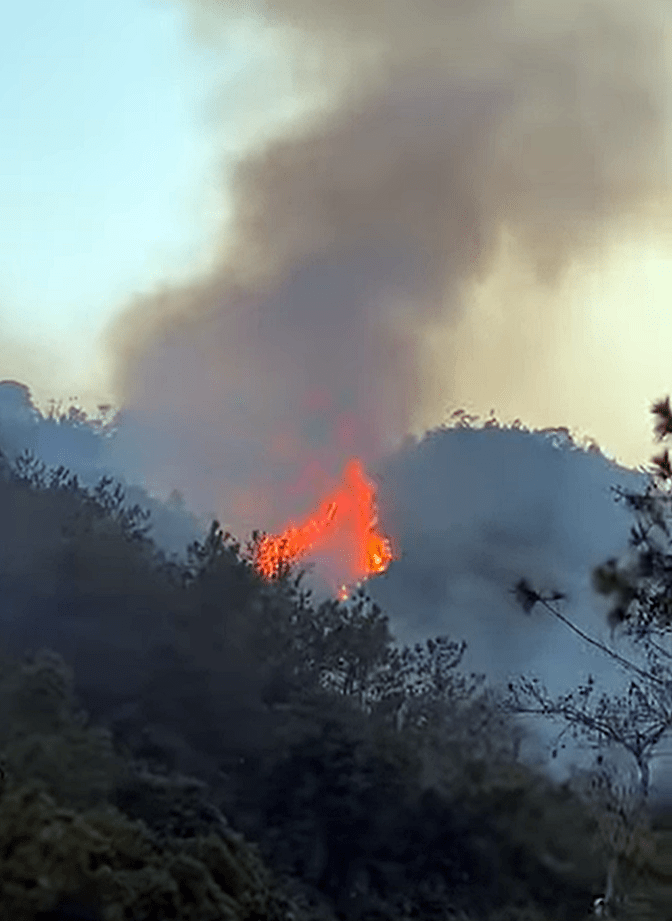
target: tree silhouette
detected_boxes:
[504,398,672,917]
[590,394,672,640]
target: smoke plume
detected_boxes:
[103,0,672,544]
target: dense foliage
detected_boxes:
[0,426,659,920]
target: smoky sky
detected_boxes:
[104,0,672,541]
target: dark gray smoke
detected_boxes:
[101,0,672,544]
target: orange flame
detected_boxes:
[253,458,397,599]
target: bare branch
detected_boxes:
[509,579,668,688]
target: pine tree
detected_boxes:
[504,397,672,917]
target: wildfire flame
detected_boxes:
[253,458,398,600]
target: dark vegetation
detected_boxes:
[0,402,671,919]
[502,398,672,919]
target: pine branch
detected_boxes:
[509,579,668,688]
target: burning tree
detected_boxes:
[249,457,398,601]
[503,397,672,918]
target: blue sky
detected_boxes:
[0,0,317,413]
[2,2,210,350]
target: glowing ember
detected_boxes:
[253,457,397,598]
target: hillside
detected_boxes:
[0,440,669,920]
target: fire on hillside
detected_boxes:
[252,457,398,600]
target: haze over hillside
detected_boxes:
[1,379,670,808]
